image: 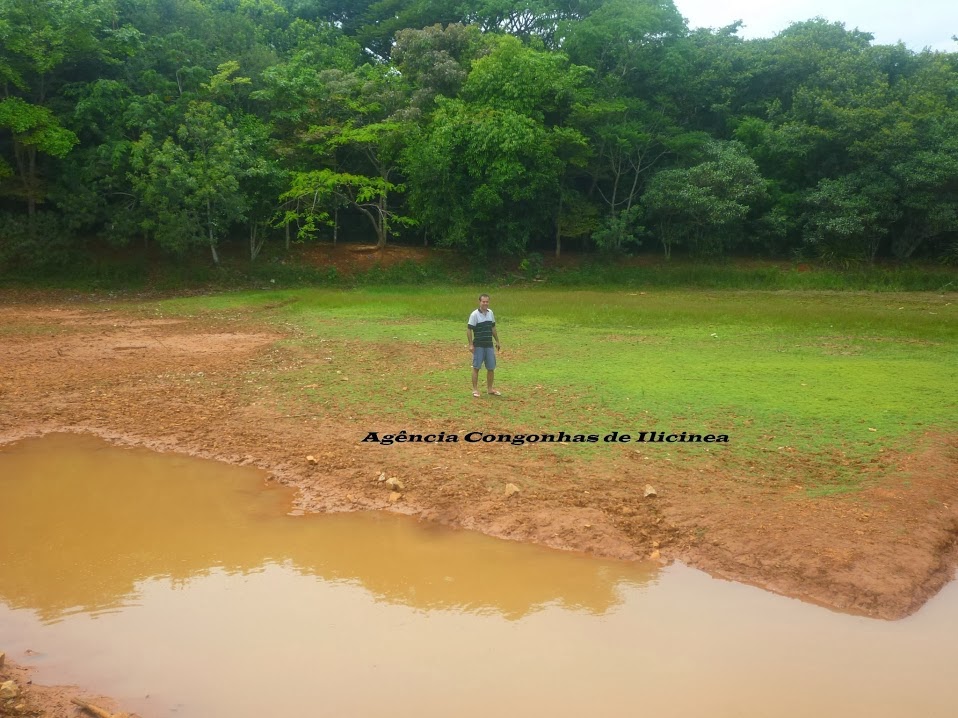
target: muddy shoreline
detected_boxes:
[2,297,958,715]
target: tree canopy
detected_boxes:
[1,0,957,268]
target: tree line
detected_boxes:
[1,0,957,268]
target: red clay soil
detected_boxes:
[1,271,957,716]
[0,658,125,718]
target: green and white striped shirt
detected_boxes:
[468,308,496,348]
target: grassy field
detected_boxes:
[156,286,958,496]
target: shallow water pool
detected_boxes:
[1,433,956,717]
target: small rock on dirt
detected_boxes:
[385,477,405,491]
[644,484,657,498]
[0,680,20,699]
[649,550,661,561]
[504,483,520,498]
[306,455,318,465]
[388,491,403,503]
[377,471,386,482]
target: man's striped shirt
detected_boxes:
[468,308,496,348]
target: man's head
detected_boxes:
[478,293,490,312]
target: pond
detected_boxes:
[1,434,956,717]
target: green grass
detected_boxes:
[545,261,958,292]
[155,286,958,495]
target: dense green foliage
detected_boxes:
[1,0,957,269]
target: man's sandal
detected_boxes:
[488,390,502,396]
[472,391,481,398]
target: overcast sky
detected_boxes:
[672,0,958,52]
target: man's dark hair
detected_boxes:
[479,293,490,301]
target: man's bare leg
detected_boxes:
[472,367,480,394]
[486,369,495,393]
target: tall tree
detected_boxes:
[403,98,561,254]
[392,22,486,116]
[402,35,590,254]
[643,140,767,258]
[561,0,686,86]
[0,0,113,216]
[573,98,676,252]
[129,63,267,264]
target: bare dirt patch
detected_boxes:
[2,291,957,716]
[293,242,467,276]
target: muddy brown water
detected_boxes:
[1,434,956,718]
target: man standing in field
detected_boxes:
[467,293,501,397]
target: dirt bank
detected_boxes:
[0,657,126,718]
[1,286,957,715]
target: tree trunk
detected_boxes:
[660,225,672,260]
[250,222,265,261]
[555,192,562,258]
[27,147,37,219]
[375,218,386,249]
[207,199,219,265]
[333,206,338,247]
[377,197,388,248]
[355,204,386,249]
[13,141,37,219]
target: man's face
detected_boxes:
[479,296,490,312]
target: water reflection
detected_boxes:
[2,435,958,718]
[0,433,655,623]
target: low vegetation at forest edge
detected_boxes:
[154,287,958,496]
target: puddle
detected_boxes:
[1,433,957,718]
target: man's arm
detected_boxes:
[466,325,474,350]
[492,327,500,350]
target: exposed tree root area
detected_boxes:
[1,294,957,716]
